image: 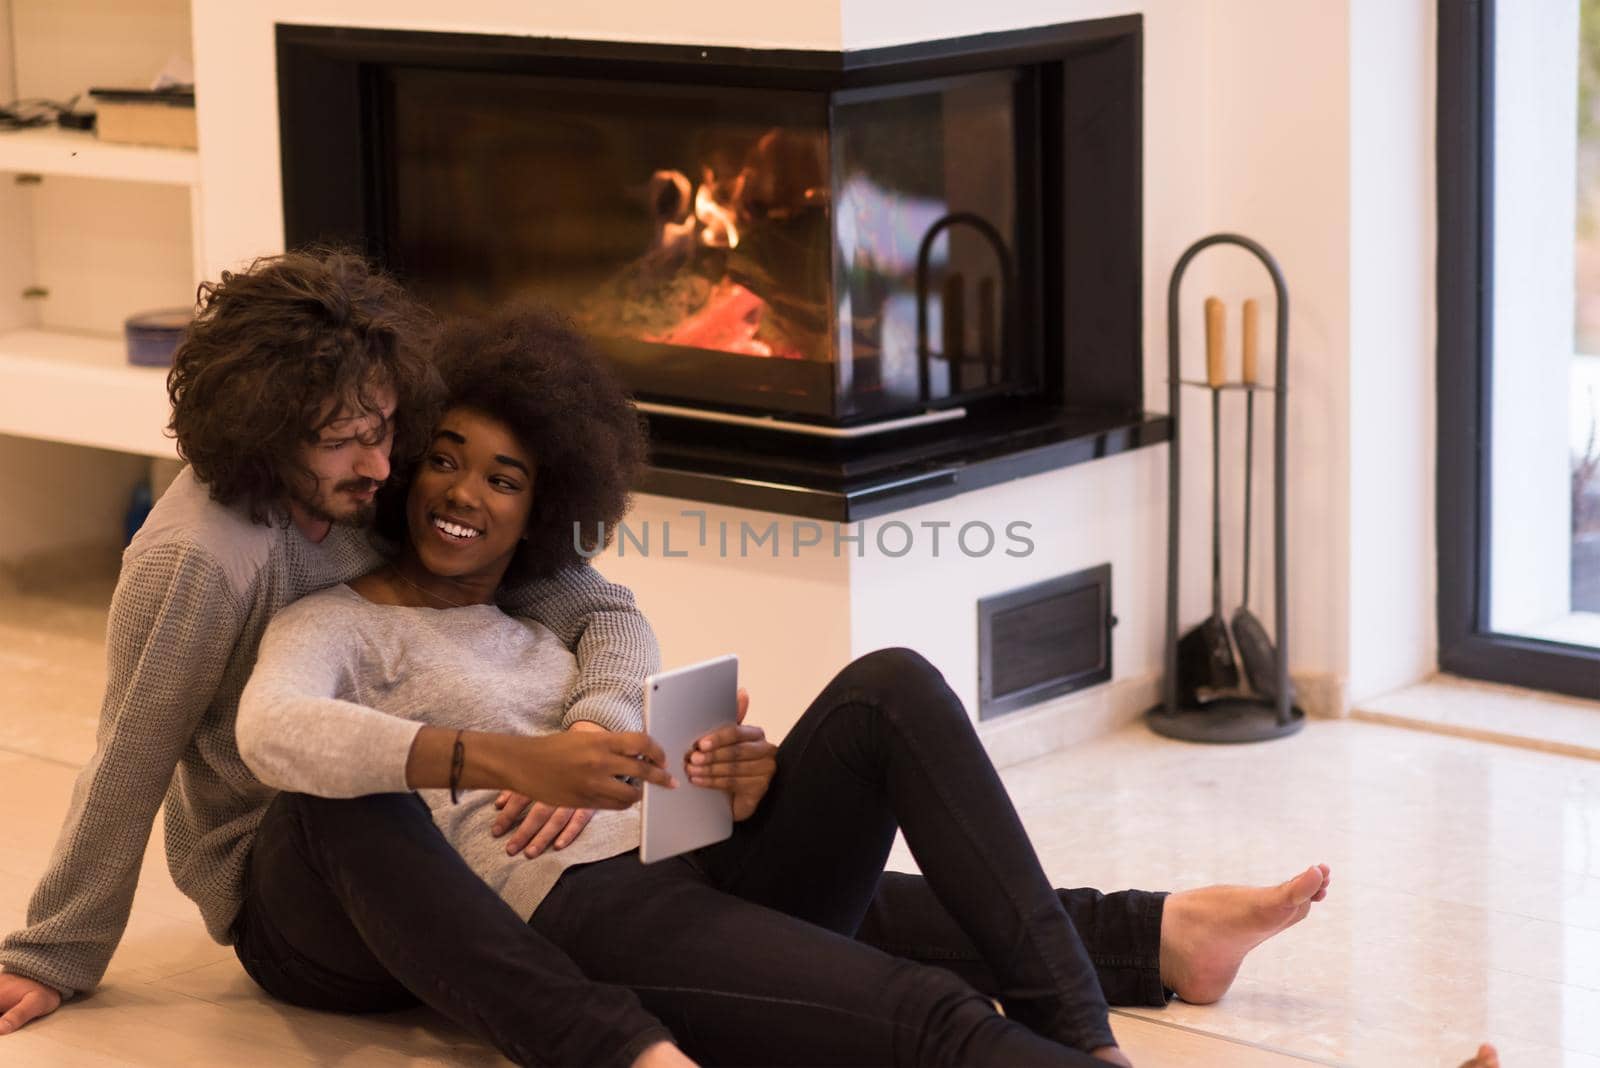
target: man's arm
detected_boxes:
[0,543,243,1000]
[497,563,660,732]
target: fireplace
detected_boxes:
[384,67,1032,426]
[277,18,1166,516]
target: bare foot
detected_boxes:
[1158,864,1331,1003]
[1458,1043,1498,1068]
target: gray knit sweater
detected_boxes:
[0,468,659,997]
[237,585,642,919]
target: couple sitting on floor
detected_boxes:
[0,249,1471,1067]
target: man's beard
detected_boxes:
[292,479,382,528]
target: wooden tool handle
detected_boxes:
[1205,297,1226,388]
[1242,298,1260,385]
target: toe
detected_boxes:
[1282,865,1324,905]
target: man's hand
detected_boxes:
[492,722,607,856]
[686,688,778,822]
[0,972,62,1036]
[1090,1046,1133,1067]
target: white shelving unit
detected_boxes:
[0,126,198,186]
[0,328,175,457]
[0,127,192,460]
[0,125,194,461]
[0,0,197,562]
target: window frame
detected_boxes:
[1437,0,1600,700]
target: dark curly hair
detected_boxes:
[378,308,647,584]
[167,248,442,524]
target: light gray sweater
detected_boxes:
[237,585,642,919]
[0,468,658,997]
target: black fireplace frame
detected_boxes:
[276,16,1169,520]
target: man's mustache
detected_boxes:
[335,478,383,495]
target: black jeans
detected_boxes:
[233,788,672,1068]
[234,649,1166,1066]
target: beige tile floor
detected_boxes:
[0,577,1595,1066]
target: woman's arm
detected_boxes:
[237,608,425,798]
[404,724,671,808]
[238,606,673,807]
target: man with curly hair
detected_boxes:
[0,250,667,1051]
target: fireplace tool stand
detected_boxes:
[1146,233,1305,743]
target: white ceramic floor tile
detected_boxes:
[0,574,114,768]
[154,959,510,1065]
[1109,1013,1327,1066]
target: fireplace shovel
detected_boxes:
[1176,296,1240,704]
[1230,299,1293,704]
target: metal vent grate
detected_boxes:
[978,564,1113,720]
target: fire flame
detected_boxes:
[695,170,740,249]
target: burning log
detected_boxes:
[649,169,696,260]
[578,127,830,361]
[649,280,792,357]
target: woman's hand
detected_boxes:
[687,688,778,822]
[500,730,675,810]
[493,722,608,856]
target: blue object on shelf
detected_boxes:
[124,481,154,545]
[124,308,192,367]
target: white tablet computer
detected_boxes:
[640,654,739,864]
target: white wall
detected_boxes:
[594,495,855,742]
[596,446,1169,745]
[847,447,1167,721]
[1199,0,1356,699]
[1347,0,1438,703]
[10,0,191,102]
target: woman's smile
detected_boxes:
[429,512,485,543]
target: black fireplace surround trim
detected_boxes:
[273,16,1142,90]
[643,408,1172,522]
[276,16,1157,520]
